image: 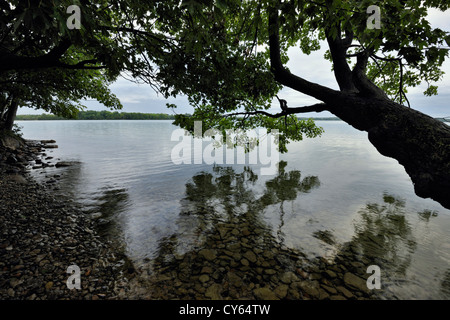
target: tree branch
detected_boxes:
[0,38,109,72]
[0,38,72,72]
[224,103,328,119]
[267,4,342,105]
[352,51,388,98]
[326,30,358,92]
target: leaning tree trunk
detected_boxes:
[267,4,450,210]
[328,94,450,210]
[3,98,19,131]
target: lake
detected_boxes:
[17,119,450,299]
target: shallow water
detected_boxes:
[17,119,450,299]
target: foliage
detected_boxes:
[146,0,449,148]
[1,0,449,150]
[0,65,122,120]
[0,0,125,125]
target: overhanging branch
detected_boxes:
[224,103,328,119]
[0,38,72,72]
[267,5,343,104]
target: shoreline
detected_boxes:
[0,136,144,300]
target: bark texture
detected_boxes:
[329,96,450,210]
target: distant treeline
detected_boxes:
[16,110,176,121]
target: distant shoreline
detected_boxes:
[15,110,176,121]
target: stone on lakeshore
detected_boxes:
[201,266,213,274]
[321,284,337,295]
[323,269,337,279]
[318,288,330,300]
[5,174,28,184]
[205,283,223,300]
[343,272,369,294]
[288,288,301,299]
[43,144,58,149]
[199,274,210,283]
[198,249,217,261]
[226,272,242,288]
[1,136,24,150]
[231,229,240,236]
[55,161,71,167]
[336,286,354,299]
[263,251,274,259]
[298,281,320,299]
[264,269,277,275]
[217,225,229,239]
[45,281,53,290]
[240,258,249,266]
[274,284,289,299]
[253,287,278,300]
[243,250,257,264]
[280,271,298,284]
[330,295,347,300]
[232,252,241,261]
[10,278,21,288]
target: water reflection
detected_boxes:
[145,163,320,299]
[441,271,450,297]
[140,165,449,300]
[351,193,415,275]
[83,187,130,238]
[261,161,320,244]
[311,192,449,299]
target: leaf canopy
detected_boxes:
[1,0,448,149]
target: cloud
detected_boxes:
[427,8,450,30]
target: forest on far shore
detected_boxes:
[15,110,177,121]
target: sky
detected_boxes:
[19,7,450,118]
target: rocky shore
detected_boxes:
[0,134,138,300]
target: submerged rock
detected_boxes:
[55,161,72,168]
[205,284,222,300]
[343,272,369,294]
[253,287,278,300]
[198,249,217,261]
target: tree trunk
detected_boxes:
[328,95,450,210]
[267,4,450,210]
[4,98,19,131]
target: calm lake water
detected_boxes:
[17,120,450,299]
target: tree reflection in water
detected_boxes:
[140,163,446,300]
[313,192,448,299]
[146,162,321,299]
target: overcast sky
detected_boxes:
[19,7,450,118]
